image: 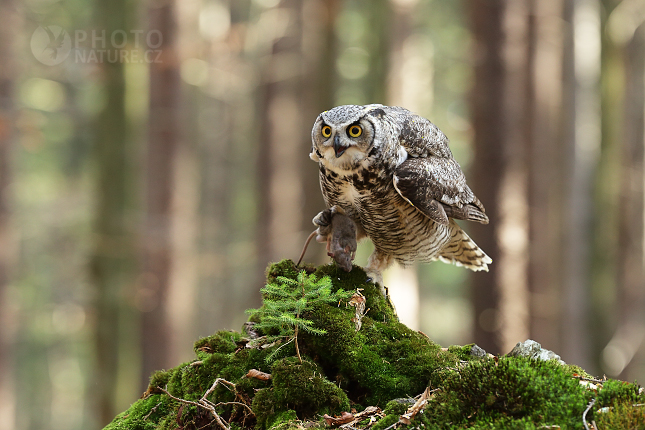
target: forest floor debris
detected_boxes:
[103,260,645,430]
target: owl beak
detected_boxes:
[333,135,348,158]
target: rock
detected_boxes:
[470,344,487,358]
[507,339,566,365]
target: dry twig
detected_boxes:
[143,402,162,420]
[582,398,596,430]
[158,378,254,430]
[572,375,606,385]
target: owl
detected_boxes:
[309,104,491,289]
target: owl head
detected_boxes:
[310,104,391,171]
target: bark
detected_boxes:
[141,0,181,390]
[0,0,17,427]
[469,0,507,354]
[615,23,645,381]
[89,0,133,421]
[365,0,390,104]
[471,0,533,354]
[593,0,623,378]
[526,0,566,352]
[256,0,308,278]
[300,0,339,252]
[560,0,600,371]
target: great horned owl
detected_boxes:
[309,104,491,289]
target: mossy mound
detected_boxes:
[104,260,645,430]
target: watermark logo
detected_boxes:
[31,25,72,66]
[30,26,163,66]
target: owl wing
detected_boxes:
[395,111,455,158]
[393,157,488,226]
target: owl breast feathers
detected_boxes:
[310,104,491,286]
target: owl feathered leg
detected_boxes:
[365,249,393,295]
[437,220,492,271]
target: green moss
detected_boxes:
[564,363,594,379]
[312,263,397,323]
[253,357,350,427]
[104,394,176,430]
[266,259,302,284]
[595,401,645,429]
[447,343,489,362]
[301,299,452,406]
[102,260,645,430]
[596,379,643,407]
[148,369,172,393]
[423,356,593,428]
[265,409,299,430]
[382,399,412,416]
[371,414,399,430]
[194,331,241,356]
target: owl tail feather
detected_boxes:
[437,221,492,272]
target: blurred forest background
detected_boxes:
[0,0,644,428]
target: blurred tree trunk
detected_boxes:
[525,0,565,352]
[0,0,17,427]
[470,0,516,353]
[594,0,623,377]
[470,0,607,368]
[300,0,339,258]
[614,22,645,381]
[257,0,308,278]
[202,2,263,333]
[470,0,504,354]
[165,0,201,365]
[141,0,180,390]
[560,0,600,371]
[366,0,390,104]
[89,0,135,423]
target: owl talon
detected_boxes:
[312,208,333,228]
[325,209,357,272]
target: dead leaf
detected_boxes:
[352,406,380,421]
[349,293,366,306]
[323,411,354,426]
[348,290,367,331]
[246,369,272,381]
[400,386,434,424]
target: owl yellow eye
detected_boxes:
[321,125,332,138]
[348,124,362,138]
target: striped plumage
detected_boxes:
[310,104,491,288]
